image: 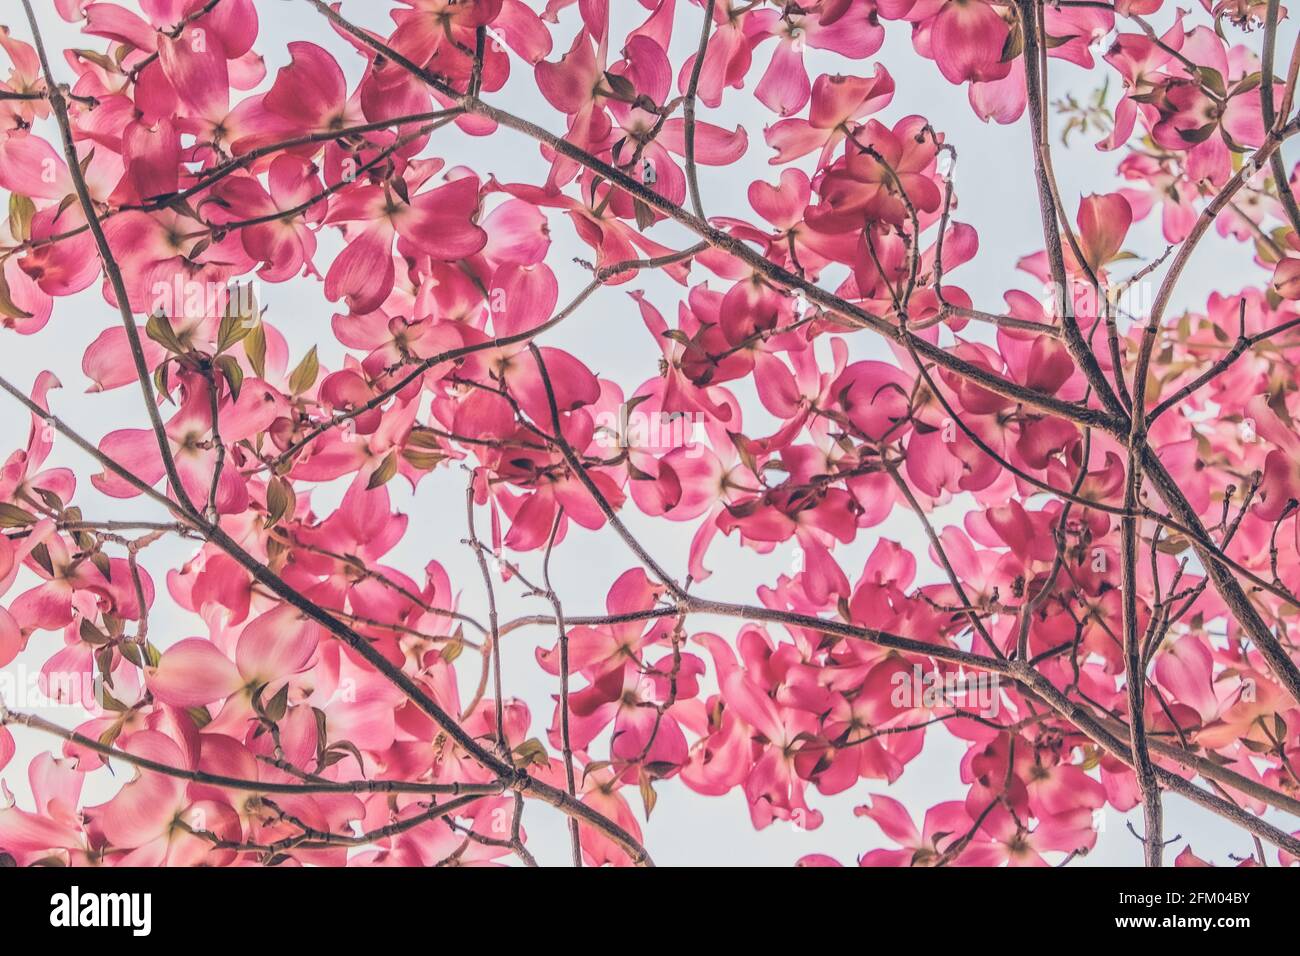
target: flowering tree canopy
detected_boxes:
[1,0,1300,869]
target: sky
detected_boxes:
[1,0,1297,866]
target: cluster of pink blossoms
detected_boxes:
[0,0,1298,867]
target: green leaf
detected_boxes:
[264,476,295,528]
[0,502,36,527]
[36,488,65,512]
[29,542,54,576]
[638,771,658,819]
[119,642,143,668]
[404,427,445,450]
[145,313,186,354]
[99,687,128,713]
[1155,534,1190,555]
[999,23,1024,63]
[243,320,267,378]
[1231,70,1263,97]
[215,353,244,401]
[153,361,172,402]
[216,307,251,355]
[633,197,655,231]
[8,194,36,242]
[94,646,114,688]
[90,551,112,580]
[185,236,211,261]
[312,707,328,755]
[101,610,123,640]
[288,346,319,396]
[390,176,411,206]
[602,70,637,103]
[1079,746,1101,772]
[98,719,124,751]
[728,430,760,479]
[325,740,366,775]
[401,446,448,472]
[0,269,33,321]
[79,617,110,646]
[366,451,397,490]
[264,683,289,723]
[1197,66,1227,99]
[1176,121,1218,146]
[512,738,550,768]
[440,633,464,664]
[72,48,118,73]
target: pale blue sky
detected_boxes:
[2,0,1296,866]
